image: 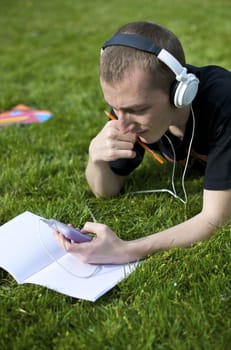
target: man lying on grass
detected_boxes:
[55,21,231,264]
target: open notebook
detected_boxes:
[0,211,138,302]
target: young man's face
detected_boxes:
[100,67,176,144]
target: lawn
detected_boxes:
[0,0,230,349]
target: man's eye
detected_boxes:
[133,109,146,115]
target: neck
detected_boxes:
[169,105,191,139]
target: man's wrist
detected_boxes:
[122,236,153,262]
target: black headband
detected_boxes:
[102,34,162,56]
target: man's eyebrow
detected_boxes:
[105,101,150,111]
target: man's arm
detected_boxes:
[125,188,231,261]
[85,120,137,197]
[85,157,125,197]
[55,189,231,264]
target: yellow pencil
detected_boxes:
[104,110,164,165]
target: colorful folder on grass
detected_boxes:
[0,104,52,126]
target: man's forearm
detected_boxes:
[85,158,125,197]
[125,212,217,262]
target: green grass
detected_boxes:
[0,0,231,349]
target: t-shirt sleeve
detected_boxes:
[109,141,145,176]
[204,116,231,190]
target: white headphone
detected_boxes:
[102,34,199,108]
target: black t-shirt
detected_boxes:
[109,65,231,191]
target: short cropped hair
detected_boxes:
[100,21,186,93]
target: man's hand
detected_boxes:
[54,222,134,265]
[89,120,137,163]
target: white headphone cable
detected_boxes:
[131,106,196,205]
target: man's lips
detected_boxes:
[136,130,147,136]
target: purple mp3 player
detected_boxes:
[41,218,92,243]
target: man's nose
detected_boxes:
[117,111,133,133]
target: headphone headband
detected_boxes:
[102,34,188,81]
[102,34,162,56]
[101,33,199,108]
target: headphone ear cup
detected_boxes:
[170,74,199,108]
